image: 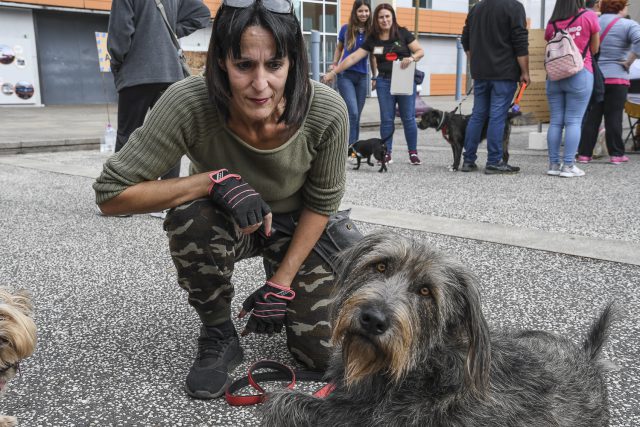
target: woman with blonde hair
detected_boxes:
[330,0,376,149]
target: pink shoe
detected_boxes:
[576,155,592,164]
[609,156,627,165]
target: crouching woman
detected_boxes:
[93,0,357,399]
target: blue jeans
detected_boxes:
[375,77,418,153]
[463,79,518,165]
[337,70,368,146]
[546,69,593,165]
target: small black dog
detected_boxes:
[418,109,527,171]
[348,134,392,173]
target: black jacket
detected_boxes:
[461,0,528,81]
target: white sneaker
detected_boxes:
[547,163,562,176]
[559,164,585,178]
[149,210,167,219]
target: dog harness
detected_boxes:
[225,360,335,406]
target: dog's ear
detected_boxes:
[453,269,491,396]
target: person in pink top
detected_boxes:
[544,0,600,178]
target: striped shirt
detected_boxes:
[93,76,348,215]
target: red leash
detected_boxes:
[225,360,334,406]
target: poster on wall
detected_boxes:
[95,32,111,73]
[0,42,36,102]
[0,7,40,105]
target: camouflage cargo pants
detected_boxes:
[164,198,360,371]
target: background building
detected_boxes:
[0,0,636,106]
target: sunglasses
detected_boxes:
[223,0,293,14]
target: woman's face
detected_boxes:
[356,4,370,24]
[377,9,393,31]
[224,26,290,125]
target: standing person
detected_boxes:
[586,0,601,13]
[544,0,600,178]
[94,0,354,399]
[577,0,640,165]
[460,0,530,174]
[107,0,211,182]
[330,0,376,151]
[324,3,425,166]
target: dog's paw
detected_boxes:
[0,415,18,427]
[448,166,457,172]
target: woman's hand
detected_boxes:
[400,56,415,69]
[207,169,272,235]
[322,70,337,85]
[371,79,377,91]
[238,280,295,335]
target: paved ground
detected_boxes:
[0,98,639,426]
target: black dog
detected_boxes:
[418,109,526,171]
[348,134,392,173]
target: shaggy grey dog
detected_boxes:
[262,232,614,427]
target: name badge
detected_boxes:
[373,46,384,55]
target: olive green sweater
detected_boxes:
[93,76,348,215]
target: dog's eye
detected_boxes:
[375,263,386,273]
[419,287,431,297]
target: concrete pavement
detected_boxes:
[0,95,473,154]
[0,98,639,426]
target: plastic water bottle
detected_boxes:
[102,124,116,153]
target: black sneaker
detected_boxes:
[460,162,478,172]
[185,325,243,399]
[484,162,520,175]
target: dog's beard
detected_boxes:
[341,333,389,387]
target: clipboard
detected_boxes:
[390,61,415,95]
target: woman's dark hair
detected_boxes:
[549,0,586,22]
[346,0,372,50]
[599,0,628,14]
[371,3,399,41]
[206,3,310,128]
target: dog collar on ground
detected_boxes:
[225,360,331,406]
[225,360,295,406]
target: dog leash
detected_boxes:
[451,84,474,115]
[225,360,335,406]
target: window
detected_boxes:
[297,0,338,73]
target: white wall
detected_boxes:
[0,7,41,106]
[180,23,212,52]
[395,0,466,13]
[417,36,459,95]
[432,0,467,13]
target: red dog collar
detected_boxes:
[225,360,332,406]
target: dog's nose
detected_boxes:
[359,306,389,335]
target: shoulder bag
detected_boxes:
[590,17,622,107]
[155,0,192,78]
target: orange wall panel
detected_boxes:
[397,9,466,35]
[84,0,111,11]
[9,0,86,7]
[7,0,220,14]
[340,1,351,27]
[339,6,466,36]
[430,73,466,96]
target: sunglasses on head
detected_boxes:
[223,0,293,14]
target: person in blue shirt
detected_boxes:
[329,0,377,150]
